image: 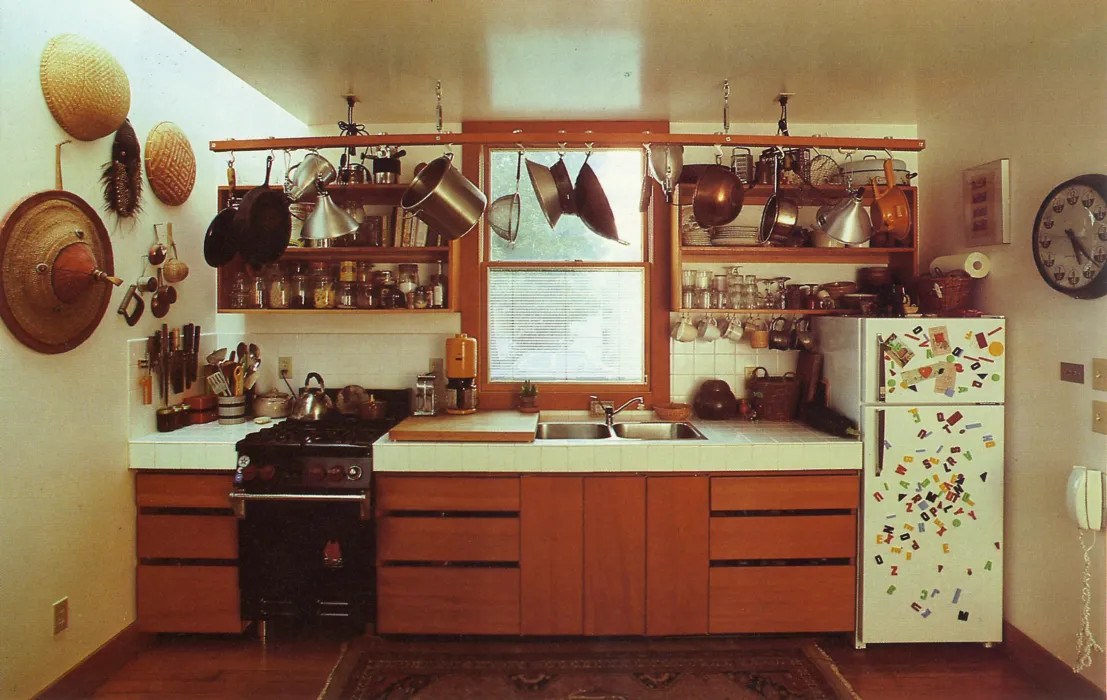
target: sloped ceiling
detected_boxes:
[135,0,1103,128]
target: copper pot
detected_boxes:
[358,397,388,421]
[870,159,912,241]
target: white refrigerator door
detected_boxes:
[860,404,1004,643]
[862,318,1006,405]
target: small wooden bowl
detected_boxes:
[653,403,692,421]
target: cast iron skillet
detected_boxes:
[234,155,291,266]
[203,168,239,267]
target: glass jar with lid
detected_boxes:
[290,264,310,309]
[413,286,431,309]
[355,262,375,309]
[397,263,419,309]
[267,264,290,309]
[309,261,336,309]
[229,272,247,309]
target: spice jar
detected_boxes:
[355,262,375,309]
[267,264,290,309]
[248,271,266,309]
[310,261,336,309]
[229,272,248,309]
[413,286,431,309]
[397,264,419,309]
[290,264,310,309]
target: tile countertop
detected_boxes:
[372,412,861,473]
[129,420,280,471]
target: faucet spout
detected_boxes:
[591,395,644,426]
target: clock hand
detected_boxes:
[1065,228,1089,263]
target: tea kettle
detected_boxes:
[290,372,335,421]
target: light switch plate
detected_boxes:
[1093,358,1107,392]
[1061,362,1085,384]
[1095,401,1107,436]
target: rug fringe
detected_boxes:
[811,644,863,700]
[317,640,350,700]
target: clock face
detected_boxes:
[1032,174,1107,299]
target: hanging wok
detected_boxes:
[234,155,291,266]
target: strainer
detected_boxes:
[489,150,522,244]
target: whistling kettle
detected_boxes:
[290,372,335,421]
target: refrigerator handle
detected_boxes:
[875,409,886,477]
[876,333,887,403]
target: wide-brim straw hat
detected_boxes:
[40,34,130,142]
[0,191,114,353]
[145,122,196,206]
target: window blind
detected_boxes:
[487,268,646,383]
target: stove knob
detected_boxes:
[259,464,276,481]
[346,465,363,480]
[327,465,345,482]
[306,465,326,483]
[240,465,257,481]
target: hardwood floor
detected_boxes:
[88,631,1067,700]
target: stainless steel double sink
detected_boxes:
[535,422,706,441]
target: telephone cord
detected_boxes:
[1074,529,1104,673]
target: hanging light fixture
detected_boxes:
[301,177,358,247]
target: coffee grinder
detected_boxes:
[444,333,478,414]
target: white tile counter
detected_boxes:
[129,420,282,471]
[372,413,860,473]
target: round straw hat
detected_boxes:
[145,122,196,206]
[0,191,114,354]
[39,34,130,142]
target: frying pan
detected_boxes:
[550,155,576,215]
[574,156,628,245]
[204,165,238,267]
[234,155,291,266]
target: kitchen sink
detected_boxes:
[610,422,706,440]
[535,422,612,440]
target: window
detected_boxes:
[485,147,649,386]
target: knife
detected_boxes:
[151,332,162,404]
[160,324,169,404]
[172,328,184,394]
[182,323,193,388]
[192,324,201,389]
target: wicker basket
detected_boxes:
[915,272,973,313]
[747,368,801,422]
[653,403,691,421]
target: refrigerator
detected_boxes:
[814,316,1005,645]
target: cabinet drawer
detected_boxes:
[377,516,519,562]
[377,567,520,635]
[709,565,855,633]
[710,474,859,511]
[137,565,242,633]
[710,515,855,560]
[376,476,520,512]
[136,473,235,509]
[137,514,238,560]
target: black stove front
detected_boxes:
[232,391,407,635]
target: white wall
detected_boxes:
[914,26,1107,688]
[0,1,305,697]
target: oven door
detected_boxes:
[233,493,373,629]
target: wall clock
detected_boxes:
[1032,174,1107,299]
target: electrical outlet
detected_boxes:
[745,366,758,380]
[278,357,293,379]
[1093,358,1107,392]
[53,597,68,635]
[1061,362,1085,384]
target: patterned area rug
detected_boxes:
[319,636,860,700]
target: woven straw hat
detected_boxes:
[40,34,130,142]
[0,191,115,354]
[145,122,196,206]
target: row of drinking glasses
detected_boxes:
[680,267,793,310]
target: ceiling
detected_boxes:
[135,0,1103,130]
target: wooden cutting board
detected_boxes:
[794,350,823,417]
[389,412,539,442]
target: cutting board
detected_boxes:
[794,350,823,418]
[389,412,539,442]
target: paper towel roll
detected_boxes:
[930,252,991,278]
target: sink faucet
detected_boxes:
[590,395,644,426]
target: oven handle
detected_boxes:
[228,491,371,520]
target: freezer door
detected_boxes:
[863,318,1006,405]
[859,404,1004,643]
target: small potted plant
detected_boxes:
[517,380,539,413]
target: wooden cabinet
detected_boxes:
[646,476,709,636]
[215,183,460,313]
[134,472,242,634]
[669,184,920,313]
[583,476,646,635]
[520,476,583,635]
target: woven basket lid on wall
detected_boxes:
[145,121,196,206]
[39,34,130,142]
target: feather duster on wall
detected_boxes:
[100,119,142,219]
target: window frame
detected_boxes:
[460,120,671,410]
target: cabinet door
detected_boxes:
[137,565,241,633]
[646,476,709,635]
[583,476,645,635]
[377,568,519,635]
[521,476,583,635]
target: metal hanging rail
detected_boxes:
[208,132,925,153]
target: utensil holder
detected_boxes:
[217,395,247,424]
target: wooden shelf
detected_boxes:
[217,308,456,315]
[279,246,450,263]
[210,133,926,153]
[680,247,914,264]
[674,309,853,316]
[677,184,913,207]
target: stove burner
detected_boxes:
[239,415,391,449]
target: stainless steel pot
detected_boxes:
[290,372,335,421]
[401,154,487,240]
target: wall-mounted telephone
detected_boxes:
[1067,466,1106,531]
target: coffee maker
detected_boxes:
[444,333,478,415]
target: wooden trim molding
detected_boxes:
[1001,621,1105,700]
[34,622,153,700]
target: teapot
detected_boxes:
[290,372,335,421]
